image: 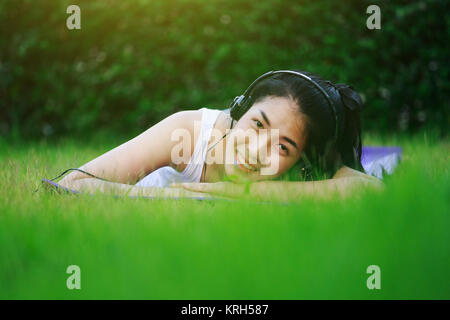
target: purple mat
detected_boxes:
[361,146,402,178]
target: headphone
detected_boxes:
[229,70,339,143]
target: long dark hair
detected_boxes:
[247,70,364,180]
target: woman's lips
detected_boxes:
[235,151,258,173]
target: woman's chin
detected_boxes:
[224,163,261,182]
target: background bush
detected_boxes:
[0,0,448,140]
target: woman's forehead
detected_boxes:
[252,95,297,115]
[252,96,304,129]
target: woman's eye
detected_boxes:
[253,119,264,128]
[279,144,289,154]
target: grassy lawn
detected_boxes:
[0,131,448,299]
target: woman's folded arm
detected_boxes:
[172,166,384,201]
[60,177,214,199]
[248,176,384,201]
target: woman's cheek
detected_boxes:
[271,156,292,177]
[258,154,281,178]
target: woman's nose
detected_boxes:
[247,132,271,165]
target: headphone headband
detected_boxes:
[229,70,339,142]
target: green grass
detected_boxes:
[0,131,448,299]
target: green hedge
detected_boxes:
[0,0,448,139]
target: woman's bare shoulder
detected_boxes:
[171,108,230,171]
[169,108,203,125]
[168,108,204,140]
[175,108,230,140]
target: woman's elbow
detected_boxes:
[58,171,88,189]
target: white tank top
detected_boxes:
[135,108,223,188]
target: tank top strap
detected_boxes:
[182,108,222,181]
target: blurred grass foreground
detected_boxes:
[0,132,448,299]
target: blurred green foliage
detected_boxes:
[0,0,448,139]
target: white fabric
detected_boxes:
[135,108,222,188]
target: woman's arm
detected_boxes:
[62,178,214,198]
[59,109,201,187]
[249,175,384,201]
[172,166,384,201]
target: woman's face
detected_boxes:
[224,96,307,181]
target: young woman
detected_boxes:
[58,70,382,200]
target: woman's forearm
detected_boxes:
[60,177,136,195]
[60,178,214,198]
[173,175,384,201]
[249,176,384,201]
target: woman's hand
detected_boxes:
[170,182,247,198]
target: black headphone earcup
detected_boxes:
[229,103,239,120]
[229,95,251,121]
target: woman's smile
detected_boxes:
[236,150,258,173]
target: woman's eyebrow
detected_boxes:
[281,136,298,150]
[259,109,271,126]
